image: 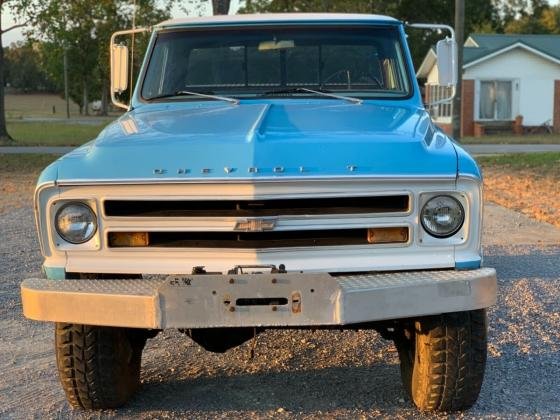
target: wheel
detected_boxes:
[393,309,487,412]
[55,323,147,409]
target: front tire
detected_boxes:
[55,323,146,409]
[394,309,487,412]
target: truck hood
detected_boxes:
[54,101,458,182]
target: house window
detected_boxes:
[479,81,512,120]
[427,84,453,120]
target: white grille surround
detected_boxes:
[35,176,482,276]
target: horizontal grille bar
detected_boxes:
[108,228,408,249]
[104,195,409,218]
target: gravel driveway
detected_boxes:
[1,203,559,418]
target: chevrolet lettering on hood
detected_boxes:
[21,13,496,413]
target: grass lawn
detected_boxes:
[6,93,82,118]
[0,153,58,173]
[0,154,58,213]
[461,134,560,144]
[477,152,560,172]
[478,152,560,228]
[3,121,109,146]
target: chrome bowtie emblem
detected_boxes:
[234,219,277,232]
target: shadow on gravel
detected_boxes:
[484,245,560,280]
[126,364,406,413]
[482,352,560,415]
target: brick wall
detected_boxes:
[461,80,475,137]
[554,80,560,134]
[436,123,453,136]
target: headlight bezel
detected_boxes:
[420,194,465,239]
[54,201,98,245]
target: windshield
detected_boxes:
[141,26,411,101]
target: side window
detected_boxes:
[142,43,169,98]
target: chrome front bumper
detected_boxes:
[21,268,497,329]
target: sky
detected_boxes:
[1,0,242,46]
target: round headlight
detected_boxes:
[55,202,97,244]
[421,195,464,238]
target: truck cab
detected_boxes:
[21,14,496,412]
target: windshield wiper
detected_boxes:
[148,90,239,105]
[263,87,362,105]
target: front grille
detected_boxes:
[104,195,409,218]
[108,228,403,249]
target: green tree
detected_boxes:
[180,0,232,16]
[4,41,55,92]
[93,0,173,114]
[212,0,231,14]
[17,0,172,116]
[239,0,500,67]
[17,1,99,114]
[498,0,560,34]
[0,0,32,143]
[539,6,560,34]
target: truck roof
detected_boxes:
[157,13,401,29]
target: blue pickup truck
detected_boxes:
[21,13,496,412]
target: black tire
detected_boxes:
[394,309,487,412]
[55,323,146,409]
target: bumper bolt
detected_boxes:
[229,306,235,312]
[271,278,277,284]
[229,278,235,284]
[271,306,277,312]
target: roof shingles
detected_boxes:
[465,33,560,64]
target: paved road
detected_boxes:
[1,202,559,418]
[0,146,74,154]
[2,144,560,155]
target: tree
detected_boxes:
[0,0,31,143]
[497,0,560,34]
[92,1,173,114]
[4,41,55,92]
[238,0,500,68]
[17,0,173,116]
[16,1,98,114]
[180,0,232,16]
[212,0,231,14]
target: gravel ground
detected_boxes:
[0,203,559,418]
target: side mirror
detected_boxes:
[436,37,458,86]
[111,44,129,94]
[110,27,151,110]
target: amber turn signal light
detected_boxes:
[367,227,408,244]
[109,232,150,247]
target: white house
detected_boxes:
[417,34,560,136]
